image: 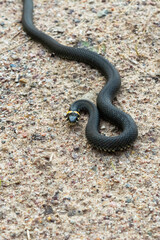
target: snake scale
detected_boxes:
[22,0,138,151]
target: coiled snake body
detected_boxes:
[22,0,138,151]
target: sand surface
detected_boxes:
[0,0,159,239]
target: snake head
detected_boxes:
[66,111,80,124]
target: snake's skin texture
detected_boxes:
[22,0,138,151]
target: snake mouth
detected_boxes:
[66,111,80,124]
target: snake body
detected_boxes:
[22,0,138,151]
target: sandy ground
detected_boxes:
[0,0,159,239]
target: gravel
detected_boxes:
[0,0,159,239]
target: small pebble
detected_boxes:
[72,152,78,159]
[11,54,19,60]
[0,22,5,27]
[19,78,27,84]
[125,198,132,203]
[10,64,16,68]
[97,9,112,18]
[73,145,80,151]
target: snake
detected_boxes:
[22,0,138,151]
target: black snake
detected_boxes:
[22,0,138,151]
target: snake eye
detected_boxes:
[66,111,80,124]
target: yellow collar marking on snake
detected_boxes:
[66,110,80,116]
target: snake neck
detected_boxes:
[70,99,100,127]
